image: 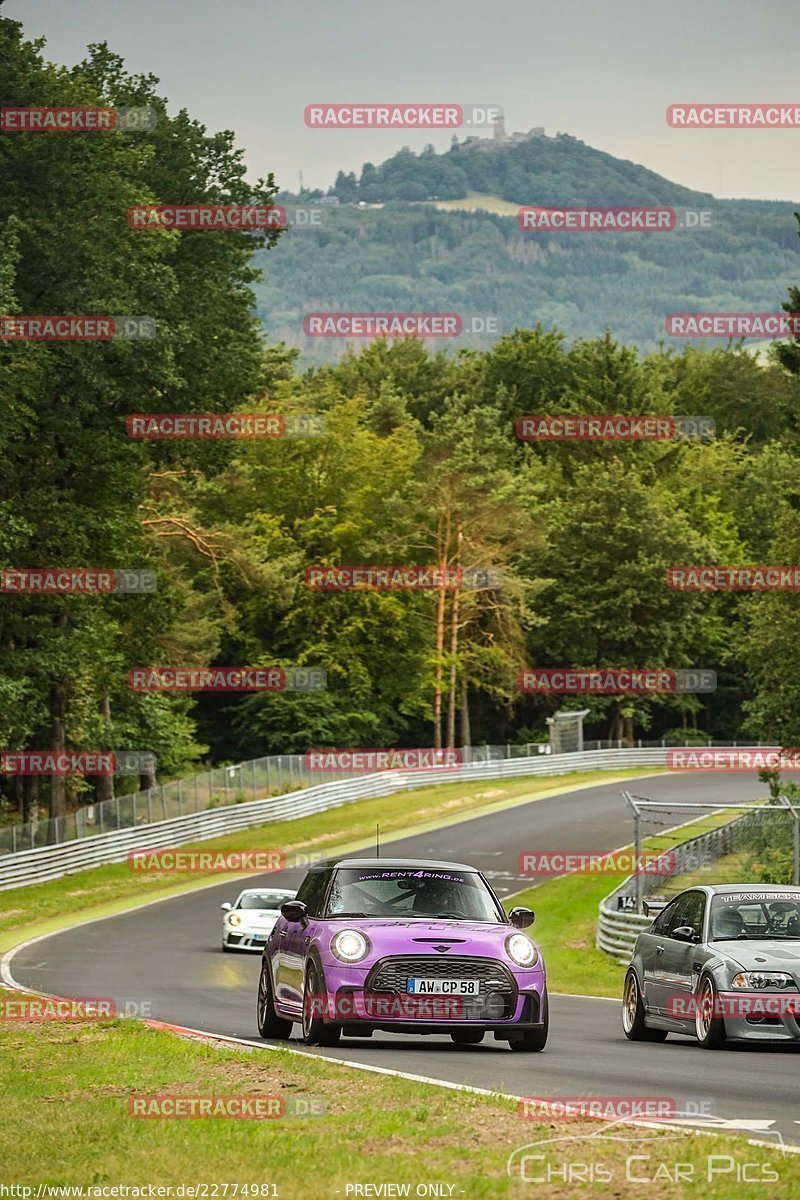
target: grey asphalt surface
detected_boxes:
[9,770,800,1145]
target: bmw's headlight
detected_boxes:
[731,971,796,990]
[331,929,370,963]
[227,913,242,927]
[505,933,539,968]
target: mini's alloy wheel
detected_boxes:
[302,961,341,1047]
[256,961,292,1040]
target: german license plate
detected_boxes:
[406,978,479,995]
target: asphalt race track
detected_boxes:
[8,772,800,1146]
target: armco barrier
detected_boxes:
[0,745,752,892]
[595,810,767,963]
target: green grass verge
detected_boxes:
[0,768,661,947]
[509,809,745,998]
[0,995,796,1198]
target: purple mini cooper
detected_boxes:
[256,857,548,1051]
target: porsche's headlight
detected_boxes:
[731,971,796,989]
[505,933,538,968]
[331,929,370,963]
[227,913,242,927]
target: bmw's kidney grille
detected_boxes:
[366,955,516,994]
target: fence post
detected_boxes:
[266,756,273,795]
[780,796,800,886]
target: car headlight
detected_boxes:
[331,929,370,963]
[731,971,796,990]
[227,913,242,927]
[505,933,539,968]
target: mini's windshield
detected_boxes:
[324,868,504,922]
[237,892,294,911]
[710,893,800,940]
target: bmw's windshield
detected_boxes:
[324,868,504,922]
[710,892,800,940]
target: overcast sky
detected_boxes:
[8,0,800,200]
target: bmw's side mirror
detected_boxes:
[281,900,309,927]
[220,902,232,911]
[509,906,535,929]
[672,924,699,943]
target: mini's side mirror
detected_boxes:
[281,900,309,927]
[220,902,232,911]
[672,924,699,944]
[509,906,535,929]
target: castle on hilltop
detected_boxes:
[460,115,546,150]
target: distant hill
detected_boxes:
[254,134,800,361]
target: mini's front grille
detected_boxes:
[365,955,516,995]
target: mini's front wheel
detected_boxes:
[257,962,292,1040]
[302,961,341,1047]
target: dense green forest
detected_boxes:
[260,136,800,358]
[3,12,800,828]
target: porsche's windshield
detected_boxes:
[324,867,504,922]
[237,892,295,911]
[710,893,800,940]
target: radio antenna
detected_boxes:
[376,823,380,858]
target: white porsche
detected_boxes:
[221,887,298,952]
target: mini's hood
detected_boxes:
[325,917,535,957]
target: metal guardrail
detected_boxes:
[0,744,689,892]
[595,806,779,963]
